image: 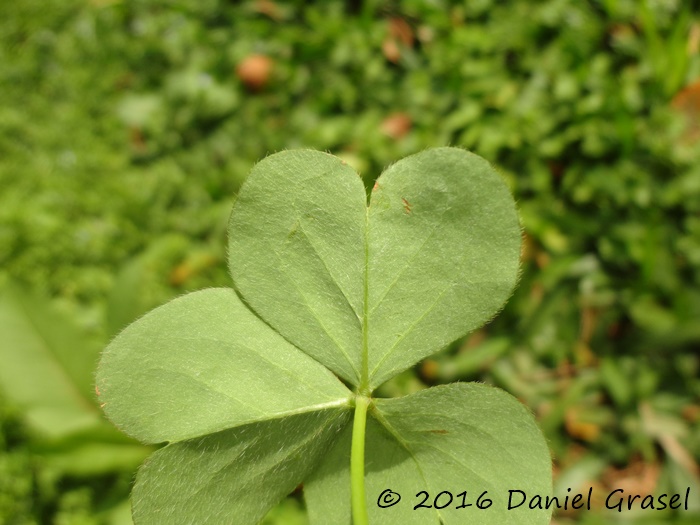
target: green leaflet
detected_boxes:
[228,150,367,386]
[305,383,552,525]
[132,410,350,525]
[97,288,351,444]
[96,148,550,525]
[366,149,521,387]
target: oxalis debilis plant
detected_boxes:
[96,147,553,525]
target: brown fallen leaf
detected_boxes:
[253,0,282,21]
[382,17,414,63]
[682,404,700,423]
[389,17,414,47]
[236,54,274,91]
[671,79,700,142]
[565,407,601,442]
[382,38,401,63]
[380,112,412,139]
[602,457,660,498]
[129,127,147,155]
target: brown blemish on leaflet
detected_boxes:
[95,385,101,396]
[402,198,412,214]
[427,429,448,435]
[373,181,380,191]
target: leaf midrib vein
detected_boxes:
[166,397,352,444]
[265,238,361,381]
[361,205,370,391]
[369,284,451,382]
[149,366,265,416]
[149,334,347,401]
[367,208,448,317]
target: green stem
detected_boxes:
[351,395,370,525]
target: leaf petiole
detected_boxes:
[351,394,370,525]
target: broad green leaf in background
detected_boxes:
[0,282,152,524]
[0,284,103,438]
[97,148,551,525]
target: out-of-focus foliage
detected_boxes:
[1,0,699,523]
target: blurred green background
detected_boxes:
[1,0,700,523]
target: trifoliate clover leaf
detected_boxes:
[96,148,552,525]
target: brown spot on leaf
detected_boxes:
[95,385,101,396]
[402,197,412,214]
[373,181,379,191]
[427,429,449,435]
